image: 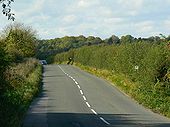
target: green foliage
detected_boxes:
[0,58,42,127]
[36,35,104,61]
[4,58,39,89]
[0,0,15,20]
[0,23,40,127]
[53,41,170,117]
[106,35,120,45]
[2,23,37,62]
[0,42,10,91]
[120,35,135,44]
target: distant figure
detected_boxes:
[67,57,73,65]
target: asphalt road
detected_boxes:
[23,65,170,127]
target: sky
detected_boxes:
[0,0,170,39]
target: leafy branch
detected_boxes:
[0,0,15,21]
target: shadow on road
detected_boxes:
[23,66,170,127]
[23,112,170,127]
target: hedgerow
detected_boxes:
[53,41,170,117]
[0,58,42,127]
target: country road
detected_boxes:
[23,65,170,127]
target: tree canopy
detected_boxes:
[1,23,37,62]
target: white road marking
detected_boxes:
[80,90,83,95]
[77,85,80,89]
[86,102,91,108]
[91,109,97,115]
[83,96,87,101]
[58,65,110,126]
[99,117,110,125]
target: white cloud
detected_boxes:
[117,0,144,16]
[118,0,144,9]
[62,15,77,24]
[26,14,51,24]
[103,17,124,24]
[1,0,170,39]
[133,21,154,33]
[15,0,45,18]
[77,0,99,8]
[164,19,170,28]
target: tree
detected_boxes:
[76,35,87,46]
[2,23,37,62]
[0,0,15,20]
[120,35,134,44]
[106,35,120,45]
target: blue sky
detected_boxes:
[0,0,170,39]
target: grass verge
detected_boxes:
[74,63,170,118]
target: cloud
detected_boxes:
[1,0,170,39]
[164,19,170,28]
[117,0,143,9]
[134,21,154,33]
[117,0,144,16]
[77,0,99,8]
[62,15,77,24]
[15,0,46,18]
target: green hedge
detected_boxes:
[55,43,170,87]
[0,59,42,127]
[53,42,170,116]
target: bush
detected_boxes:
[0,44,10,91]
[0,58,42,127]
[1,23,37,62]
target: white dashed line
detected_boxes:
[80,90,83,95]
[86,102,91,108]
[83,96,87,101]
[100,117,110,125]
[58,65,110,126]
[77,85,80,89]
[91,109,97,115]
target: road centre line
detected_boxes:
[91,109,97,115]
[77,85,80,89]
[58,65,110,125]
[80,90,83,95]
[83,96,87,101]
[86,102,91,108]
[100,117,110,125]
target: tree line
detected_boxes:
[37,33,170,62]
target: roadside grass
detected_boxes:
[0,58,42,127]
[74,63,170,118]
[52,42,170,118]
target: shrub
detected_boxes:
[1,23,37,62]
[0,58,42,127]
[0,44,10,91]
